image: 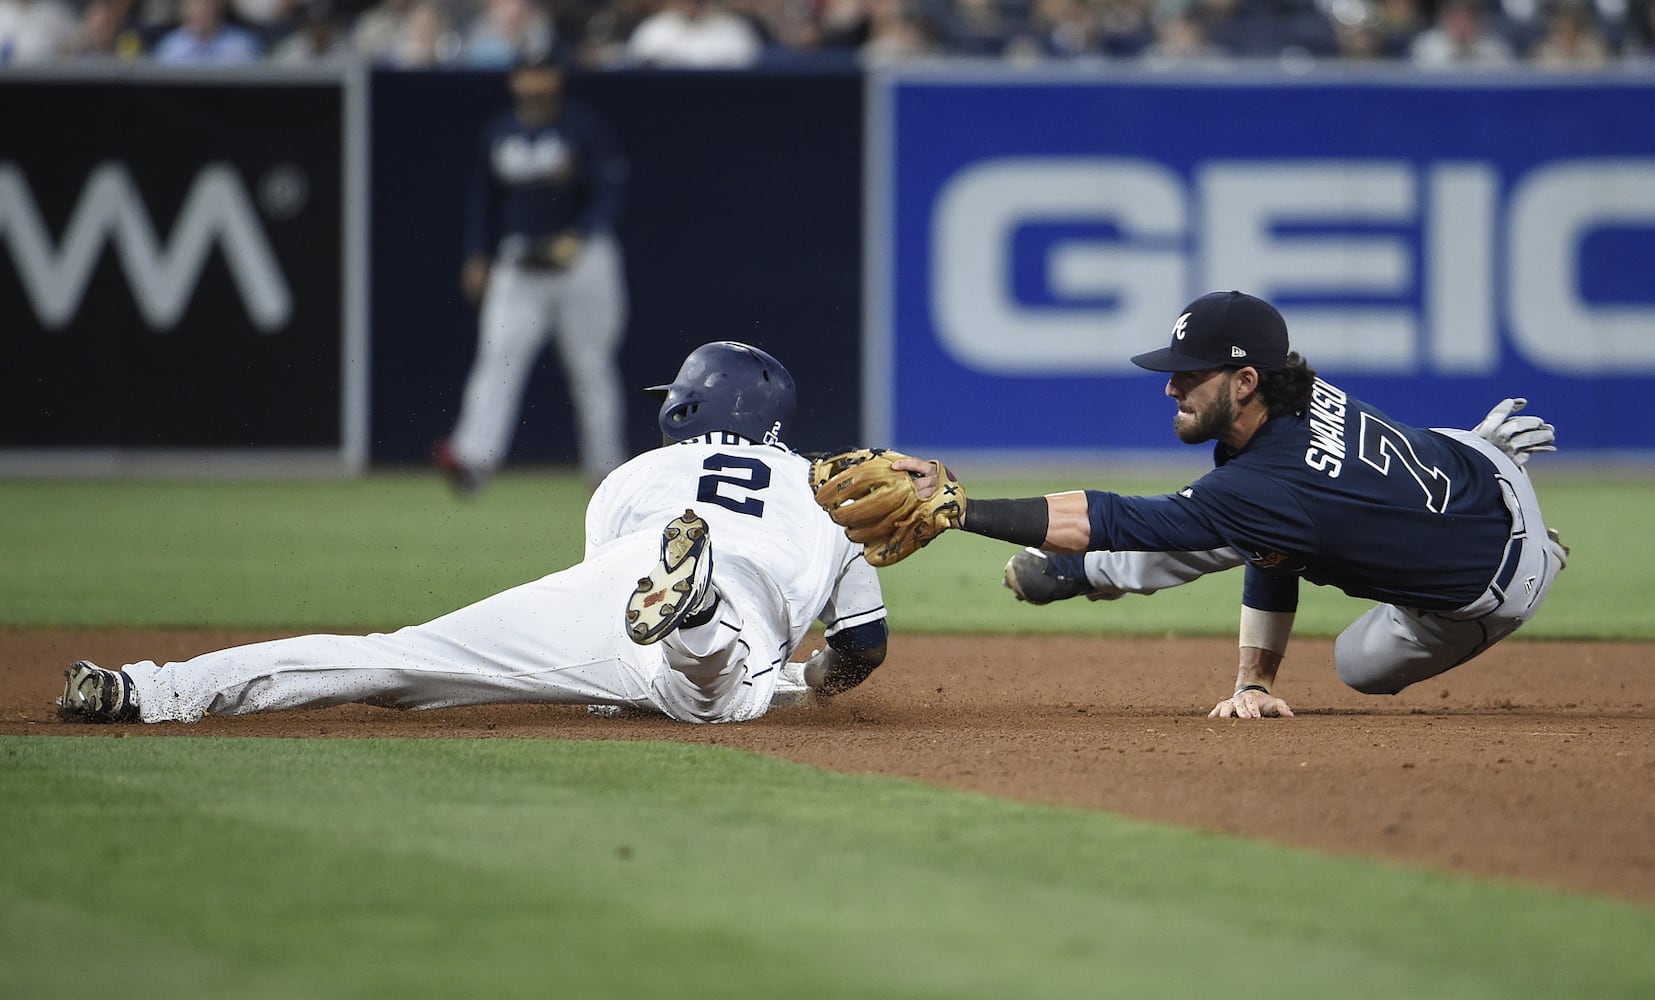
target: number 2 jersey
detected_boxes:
[586,436,886,668]
[1085,379,1513,612]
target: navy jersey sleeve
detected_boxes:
[1086,471,1314,611]
[1084,490,1228,552]
[1242,564,1300,612]
[1085,467,1317,560]
[571,107,627,236]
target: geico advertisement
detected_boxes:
[871,72,1655,454]
[0,80,344,449]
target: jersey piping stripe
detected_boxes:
[823,605,886,630]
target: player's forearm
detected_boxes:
[958,491,1090,551]
[804,643,886,696]
[1234,645,1285,694]
[808,619,888,696]
[1234,606,1295,692]
[1042,491,1091,551]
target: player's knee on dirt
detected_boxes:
[1336,602,1505,697]
[1333,628,1409,696]
[1337,663,1407,696]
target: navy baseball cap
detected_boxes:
[1130,291,1290,373]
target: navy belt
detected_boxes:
[1490,534,1524,599]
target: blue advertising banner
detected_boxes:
[867,69,1655,459]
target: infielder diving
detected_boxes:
[59,343,888,725]
[812,291,1564,719]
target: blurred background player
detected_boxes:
[60,342,889,725]
[434,52,630,494]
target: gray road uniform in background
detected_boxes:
[440,60,630,489]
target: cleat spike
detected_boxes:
[624,511,717,645]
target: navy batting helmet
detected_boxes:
[649,342,797,445]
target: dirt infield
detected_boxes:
[4,628,1652,905]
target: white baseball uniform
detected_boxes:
[120,436,885,725]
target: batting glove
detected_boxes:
[1472,397,1556,467]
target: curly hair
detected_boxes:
[1257,353,1316,418]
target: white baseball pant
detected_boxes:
[450,231,628,482]
[118,530,789,725]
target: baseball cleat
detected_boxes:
[768,660,818,709]
[626,509,718,645]
[432,438,484,497]
[57,660,140,723]
[1002,548,1098,605]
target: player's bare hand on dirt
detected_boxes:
[1209,688,1295,719]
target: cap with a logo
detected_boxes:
[1130,291,1290,373]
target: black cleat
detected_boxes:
[1002,548,1097,605]
[57,660,140,723]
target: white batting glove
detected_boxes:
[1472,397,1556,467]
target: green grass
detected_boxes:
[0,475,592,630]
[0,471,1648,637]
[2,472,1652,994]
[3,736,1651,1000]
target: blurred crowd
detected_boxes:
[2,0,1654,69]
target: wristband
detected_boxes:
[1238,605,1294,655]
[1234,684,1270,697]
[961,497,1049,548]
